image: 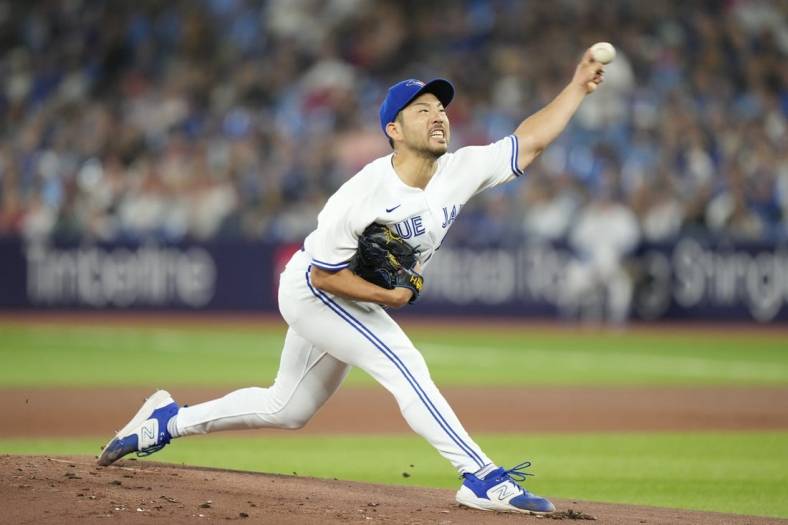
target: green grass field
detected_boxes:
[2,322,787,387]
[1,320,787,518]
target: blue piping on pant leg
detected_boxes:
[304,268,485,468]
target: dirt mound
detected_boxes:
[2,455,785,525]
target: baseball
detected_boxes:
[590,42,616,64]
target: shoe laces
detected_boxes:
[136,443,166,457]
[501,461,535,484]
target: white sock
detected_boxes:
[166,414,180,439]
[473,463,498,479]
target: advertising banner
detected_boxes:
[1,237,786,322]
[0,238,276,311]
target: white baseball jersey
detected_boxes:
[303,134,525,273]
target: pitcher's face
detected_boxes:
[392,93,450,158]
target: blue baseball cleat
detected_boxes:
[455,461,556,514]
[97,390,179,467]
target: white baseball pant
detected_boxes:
[174,250,492,474]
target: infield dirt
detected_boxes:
[3,455,787,525]
[3,385,788,437]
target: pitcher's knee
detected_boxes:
[397,351,431,377]
[266,406,313,430]
[278,416,308,430]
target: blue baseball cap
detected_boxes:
[379,78,455,135]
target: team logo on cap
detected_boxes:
[405,80,425,87]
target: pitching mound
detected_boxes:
[3,455,785,524]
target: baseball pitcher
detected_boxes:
[98,46,607,515]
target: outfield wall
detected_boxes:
[1,237,786,322]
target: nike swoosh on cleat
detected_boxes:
[386,204,401,213]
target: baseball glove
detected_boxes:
[349,223,424,303]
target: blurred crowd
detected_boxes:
[0,0,786,246]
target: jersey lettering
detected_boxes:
[412,216,425,236]
[441,205,462,228]
[394,216,426,240]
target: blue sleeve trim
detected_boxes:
[311,258,350,271]
[508,135,525,177]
